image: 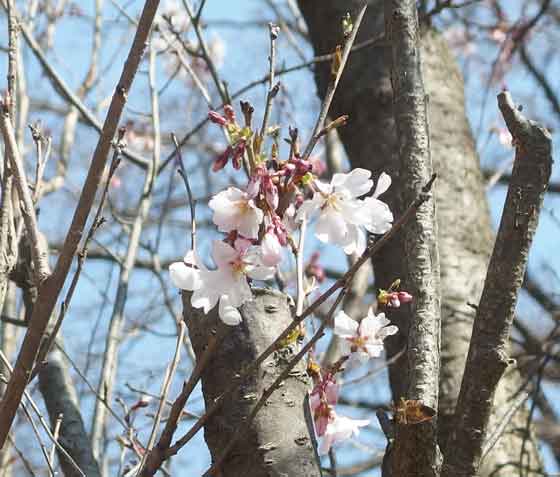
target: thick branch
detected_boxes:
[384,0,441,475]
[0,0,161,447]
[442,91,552,477]
[185,288,321,477]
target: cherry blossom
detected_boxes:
[209,187,264,239]
[319,413,370,455]
[334,307,398,362]
[170,240,275,325]
[297,169,393,255]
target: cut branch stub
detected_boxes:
[184,288,321,477]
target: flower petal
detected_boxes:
[333,311,358,338]
[362,197,393,234]
[373,172,391,198]
[169,261,201,291]
[342,225,366,256]
[219,295,242,325]
[212,240,238,269]
[332,168,372,198]
[315,209,348,246]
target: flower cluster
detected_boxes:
[309,369,369,454]
[170,103,394,327]
[307,307,398,453]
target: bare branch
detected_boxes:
[442,91,553,477]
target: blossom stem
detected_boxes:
[296,217,307,317]
[259,23,279,147]
[171,133,197,252]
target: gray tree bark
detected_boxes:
[442,90,552,477]
[185,288,321,477]
[384,1,441,476]
[38,347,101,477]
[297,1,542,475]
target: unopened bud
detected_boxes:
[208,110,227,126]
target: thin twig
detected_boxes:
[0,351,85,476]
[7,433,37,476]
[182,0,227,103]
[139,320,227,477]
[91,34,163,467]
[171,133,196,251]
[295,217,307,317]
[0,1,150,169]
[30,131,125,380]
[136,322,186,475]
[156,32,385,175]
[49,413,63,477]
[259,23,280,142]
[301,4,368,160]
[0,105,51,282]
[481,391,530,461]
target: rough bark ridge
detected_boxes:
[297,1,541,475]
[385,1,441,475]
[185,288,320,477]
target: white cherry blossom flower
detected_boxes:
[209,187,264,239]
[334,307,398,362]
[319,413,370,455]
[297,169,392,255]
[170,240,275,326]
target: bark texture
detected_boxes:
[185,288,320,477]
[384,1,441,475]
[38,348,101,477]
[442,91,552,477]
[297,1,542,475]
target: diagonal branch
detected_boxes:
[442,90,553,477]
[0,0,162,448]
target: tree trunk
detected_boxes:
[184,288,321,477]
[297,1,542,475]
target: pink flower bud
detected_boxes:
[224,104,236,122]
[212,146,232,172]
[208,110,227,126]
[310,156,326,176]
[263,177,279,210]
[261,228,283,266]
[272,215,288,246]
[232,141,245,170]
[397,291,413,303]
